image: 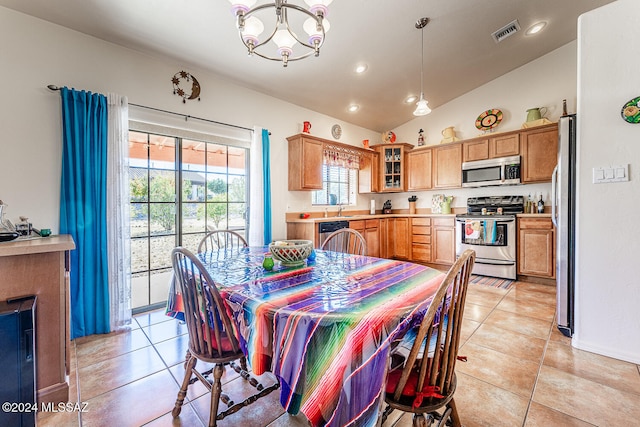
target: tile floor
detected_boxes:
[37,280,640,427]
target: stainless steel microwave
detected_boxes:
[461,155,521,187]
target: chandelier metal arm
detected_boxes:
[234,1,327,65]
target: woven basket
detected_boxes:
[269,240,313,266]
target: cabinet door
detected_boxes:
[433,227,455,265]
[463,139,489,162]
[490,134,519,158]
[521,125,558,183]
[388,218,410,260]
[407,149,432,190]
[364,221,380,258]
[358,152,379,193]
[517,218,555,278]
[433,143,462,188]
[287,136,324,190]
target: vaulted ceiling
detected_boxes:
[0,0,614,131]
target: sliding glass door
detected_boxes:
[128,131,248,312]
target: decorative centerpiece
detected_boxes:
[269,240,313,266]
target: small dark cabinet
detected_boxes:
[0,296,36,427]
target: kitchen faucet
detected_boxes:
[337,204,344,217]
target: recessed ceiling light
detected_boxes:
[405,95,418,104]
[526,21,547,36]
[355,64,368,74]
[348,104,360,112]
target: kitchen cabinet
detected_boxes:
[432,217,456,265]
[433,143,462,188]
[387,217,410,260]
[287,134,324,190]
[520,124,558,183]
[358,152,379,193]
[463,134,520,162]
[349,219,380,257]
[518,217,555,278]
[372,143,413,192]
[406,148,433,191]
[411,217,431,263]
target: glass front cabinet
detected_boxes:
[372,143,414,192]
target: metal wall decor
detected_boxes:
[172,71,201,103]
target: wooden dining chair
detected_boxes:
[382,249,476,427]
[170,247,279,427]
[197,230,248,253]
[320,228,367,256]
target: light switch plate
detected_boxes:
[593,164,629,183]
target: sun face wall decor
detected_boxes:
[172,71,201,103]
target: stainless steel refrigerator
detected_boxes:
[552,114,576,337]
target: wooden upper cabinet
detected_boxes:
[372,143,413,192]
[463,133,519,162]
[463,139,489,162]
[521,124,558,183]
[358,152,379,193]
[490,133,520,158]
[407,148,432,191]
[433,143,462,188]
[287,134,324,190]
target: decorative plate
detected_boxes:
[381,131,397,143]
[621,96,640,123]
[331,124,342,139]
[475,109,503,131]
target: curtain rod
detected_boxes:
[47,84,258,134]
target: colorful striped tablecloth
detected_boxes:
[167,247,445,427]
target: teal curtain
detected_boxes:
[262,129,272,244]
[59,87,110,339]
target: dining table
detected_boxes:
[166,246,446,427]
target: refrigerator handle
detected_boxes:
[551,165,558,228]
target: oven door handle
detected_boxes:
[456,218,515,223]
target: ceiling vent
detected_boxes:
[491,19,520,43]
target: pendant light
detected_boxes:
[413,17,431,116]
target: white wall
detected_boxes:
[574,0,640,364]
[0,6,379,240]
[385,42,578,212]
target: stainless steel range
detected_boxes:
[455,196,524,280]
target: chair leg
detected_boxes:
[448,398,462,427]
[173,352,197,418]
[208,364,224,427]
[412,413,428,427]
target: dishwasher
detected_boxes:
[318,220,349,247]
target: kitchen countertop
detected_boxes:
[516,213,552,218]
[286,213,457,223]
[0,234,75,256]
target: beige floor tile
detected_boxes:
[512,281,556,295]
[37,409,81,427]
[143,403,204,427]
[467,323,547,363]
[141,319,189,344]
[453,372,529,427]
[268,412,312,426]
[496,293,556,322]
[463,302,495,323]
[533,365,640,426]
[543,341,640,395]
[465,285,508,308]
[82,370,181,427]
[483,308,553,340]
[460,318,481,345]
[75,328,152,367]
[549,323,573,346]
[524,402,596,427]
[78,345,166,400]
[456,341,539,397]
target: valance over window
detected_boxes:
[323,144,362,169]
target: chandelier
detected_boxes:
[229,0,332,67]
[413,17,431,116]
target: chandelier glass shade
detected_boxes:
[229,0,332,67]
[413,17,431,116]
